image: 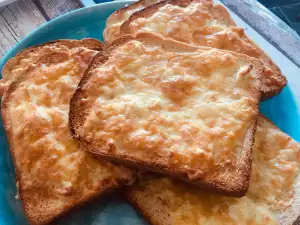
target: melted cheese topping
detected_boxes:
[129,2,255,55]
[249,118,300,211]
[7,45,131,197]
[128,2,256,55]
[0,45,74,95]
[104,0,160,43]
[127,2,280,87]
[82,40,260,179]
[134,117,300,225]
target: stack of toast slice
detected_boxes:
[104,0,287,99]
[1,0,300,225]
[102,0,298,224]
[127,116,300,225]
[1,39,135,225]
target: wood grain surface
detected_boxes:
[0,0,82,59]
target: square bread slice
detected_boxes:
[70,33,263,197]
[114,0,287,99]
[127,115,300,225]
[1,39,135,225]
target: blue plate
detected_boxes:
[80,0,105,6]
[0,1,300,225]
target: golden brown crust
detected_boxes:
[20,177,131,225]
[119,0,286,99]
[70,32,263,197]
[127,173,177,225]
[1,39,135,225]
[127,185,172,225]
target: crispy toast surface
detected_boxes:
[1,39,135,225]
[118,0,286,99]
[104,0,162,43]
[127,115,300,225]
[70,33,263,196]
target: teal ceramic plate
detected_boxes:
[0,1,299,225]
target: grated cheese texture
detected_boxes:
[125,1,283,91]
[81,38,261,184]
[5,42,132,205]
[132,116,300,225]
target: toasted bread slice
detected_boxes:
[1,39,135,225]
[127,115,300,225]
[70,33,263,197]
[118,0,286,99]
[104,0,162,43]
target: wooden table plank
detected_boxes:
[35,0,82,20]
[0,0,82,61]
[0,14,17,57]
[0,0,47,59]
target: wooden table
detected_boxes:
[0,0,83,60]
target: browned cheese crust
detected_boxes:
[118,0,286,99]
[127,116,300,224]
[1,39,135,225]
[70,33,264,197]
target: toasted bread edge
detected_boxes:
[127,187,172,225]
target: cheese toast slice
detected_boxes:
[104,0,162,43]
[127,116,300,225]
[1,39,135,225]
[0,39,103,96]
[116,0,286,99]
[70,33,263,197]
